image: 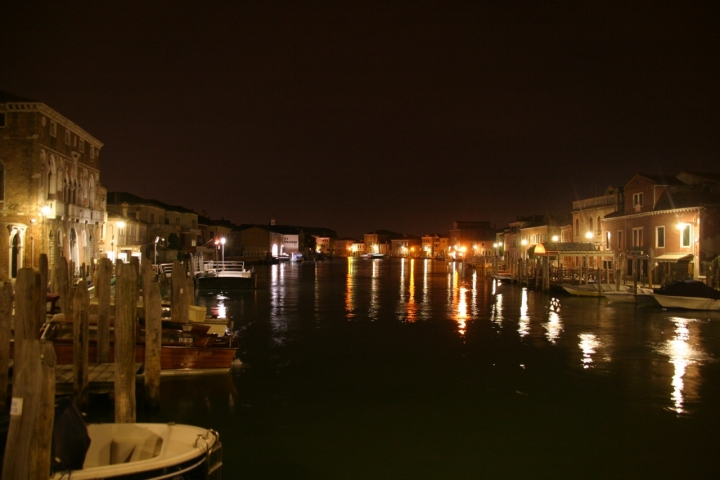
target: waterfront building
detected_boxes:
[350,241,366,256]
[106,192,200,263]
[448,221,497,262]
[364,230,403,255]
[421,233,448,259]
[390,234,422,257]
[331,237,356,257]
[602,172,720,284]
[0,90,105,281]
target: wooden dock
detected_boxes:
[54,363,142,395]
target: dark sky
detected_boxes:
[2,2,719,238]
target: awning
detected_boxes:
[655,253,693,262]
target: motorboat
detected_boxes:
[50,398,222,479]
[603,286,655,304]
[369,253,386,259]
[38,314,239,373]
[194,260,257,290]
[652,280,720,310]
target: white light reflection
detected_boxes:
[369,258,379,320]
[542,297,563,343]
[456,286,468,336]
[518,288,530,337]
[407,259,417,322]
[492,293,503,324]
[579,333,600,369]
[661,317,706,415]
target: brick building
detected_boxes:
[0,90,105,281]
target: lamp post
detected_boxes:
[154,236,160,265]
[221,237,226,268]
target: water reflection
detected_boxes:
[518,288,530,337]
[345,257,355,318]
[656,317,707,414]
[542,297,563,343]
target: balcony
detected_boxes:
[44,200,103,224]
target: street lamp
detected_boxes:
[221,237,226,267]
[154,236,160,265]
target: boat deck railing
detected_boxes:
[197,260,248,274]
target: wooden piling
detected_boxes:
[144,278,162,409]
[73,280,90,410]
[14,269,38,350]
[96,258,113,363]
[114,260,138,423]
[171,260,188,324]
[2,270,56,480]
[56,257,69,314]
[0,282,12,410]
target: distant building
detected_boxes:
[390,234,422,257]
[448,221,496,261]
[364,230,403,255]
[332,237,356,257]
[421,233,449,259]
[0,90,105,280]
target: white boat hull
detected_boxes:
[52,423,221,479]
[653,294,720,311]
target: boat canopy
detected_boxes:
[654,253,693,263]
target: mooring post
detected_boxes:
[73,279,90,410]
[56,257,69,315]
[114,260,138,423]
[144,277,162,409]
[171,259,189,324]
[0,282,12,411]
[2,271,56,480]
[96,257,113,363]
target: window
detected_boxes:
[605,231,611,249]
[680,224,691,248]
[79,139,85,152]
[633,192,643,206]
[0,113,5,127]
[575,219,579,236]
[90,146,95,158]
[65,130,71,145]
[632,227,643,248]
[656,226,665,248]
[50,121,57,137]
[617,230,623,249]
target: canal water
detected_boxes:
[90,258,720,479]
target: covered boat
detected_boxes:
[652,280,720,310]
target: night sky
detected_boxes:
[2,2,719,238]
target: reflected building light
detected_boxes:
[579,333,600,368]
[665,317,700,414]
[492,294,503,324]
[456,286,468,336]
[345,257,355,318]
[370,258,379,320]
[542,297,563,343]
[407,259,417,322]
[518,288,530,337]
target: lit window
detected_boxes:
[90,146,95,158]
[65,130,71,145]
[79,139,85,152]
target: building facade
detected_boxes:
[0,91,105,281]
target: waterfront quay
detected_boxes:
[80,258,720,479]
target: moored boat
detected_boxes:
[194,261,257,291]
[604,286,655,304]
[652,280,720,310]
[39,314,239,373]
[51,397,222,479]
